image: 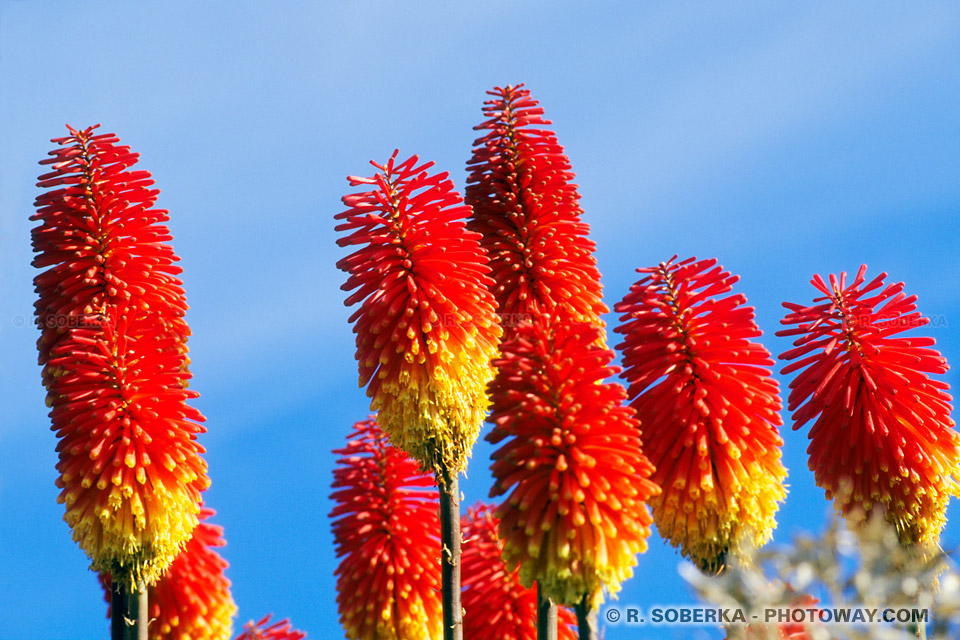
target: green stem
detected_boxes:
[111,579,148,640]
[575,596,598,640]
[438,464,462,640]
[110,581,124,640]
[537,581,558,640]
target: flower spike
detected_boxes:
[330,418,443,640]
[462,503,578,640]
[102,507,236,640]
[466,84,607,339]
[336,152,501,475]
[614,257,787,573]
[32,125,208,584]
[487,316,659,607]
[778,265,960,546]
[235,615,307,640]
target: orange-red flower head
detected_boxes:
[487,317,659,607]
[465,84,607,339]
[330,418,443,640]
[615,257,787,573]
[102,507,236,640]
[336,152,501,475]
[235,615,306,640]
[32,125,208,584]
[462,503,577,640]
[778,265,960,546]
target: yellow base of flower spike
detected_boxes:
[61,477,203,584]
[653,446,787,573]
[506,508,652,611]
[372,320,499,476]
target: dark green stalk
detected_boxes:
[111,579,147,640]
[537,581,558,640]
[438,464,462,640]
[575,596,597,640]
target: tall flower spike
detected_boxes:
[614,257,787,573]
[330,418,443,640]
[487,317,659,607]
[336,152,501,475]
[462,502,578,640]
[465,84,607,340]
[32,125,208,584]
[102,507,237,640]
[235,615,307,640]
[778,265,960,547]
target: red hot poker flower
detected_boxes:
[336,152,501,475]
[487,317,659,607]
[32,125,207,584]
[102,507,236,640]
[461,503,578,640]
[330,418,443,640]
[778,266,960,546]
[465,84,607,338]
[235,615,307,640]
[614,257,787,573]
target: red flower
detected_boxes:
[335,152,501,475]
[465,84,607,338]
[778,266,960,546]
[461,503,578,640]
[330,418,443,640]
[738,594,818,640]
[235,615,306,640]
[487,317,659,606]
[614,257,787,572]
[102,508,236,640]
[33,125,207,583]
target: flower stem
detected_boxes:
[111,579,148,640]
[438,464,462,640]
[537,581,558,640]
[575,596,598,640]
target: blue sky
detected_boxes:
[1,2,959,639]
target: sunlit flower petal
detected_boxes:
[778,265,960,546]
[33,124,208,583]
[487,317,659,606]
[465,84,607,339]
[615,257,787,572]
[335,153,501,474]
[330,418,443,640]
[462,503,578,640]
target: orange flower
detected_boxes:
[487,317,659,606]
[778,265,960,546]
[336,152,501,475]
[615,257,787,572]
[102,508,236,640]
[462,503,577,640]
[32,125,207,584]
[465,84,607,339]
[235,615,306,640]
[330,418,442,640]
